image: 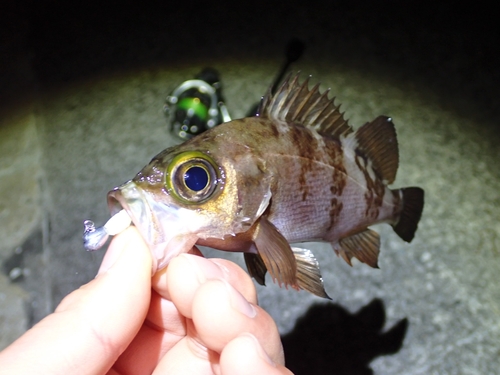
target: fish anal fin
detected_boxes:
[333,229,381,268]
[333,246,354,266]
[253,218,298,289]
[393,187,424,242]
[244,252,267,286]
[258,73,354,138]
[292,247,331,299]
[355,115,399,184]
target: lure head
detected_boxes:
[107,132,272,270]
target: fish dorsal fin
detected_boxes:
[257,73,354,138]
[332,229,380,268]
[355,116,399,184]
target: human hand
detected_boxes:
[0,227,292,375]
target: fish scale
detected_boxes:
[83,74,424,298]
[264,157,341,240]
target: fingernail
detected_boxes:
[224,280,257,318]
[96,227,134,276]
[181,254,224,284]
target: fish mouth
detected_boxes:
[107,180,161,247]
[106,180,198,270]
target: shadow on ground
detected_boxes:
[282,299,408,375]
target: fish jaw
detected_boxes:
[107,180,199,271]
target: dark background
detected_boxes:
[1,1,499,374]
[3,1,499,126]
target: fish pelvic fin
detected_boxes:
[292,247,331,299]
[257,73,354,138]
[333,229,381,268]
[393,187,424,242]
[244,252,267,286]
[244,244,330,298]
[253,217,299,290]
[355,115,399,184]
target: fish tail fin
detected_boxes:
[392,187,424,242]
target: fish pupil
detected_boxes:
[184,166,209,191]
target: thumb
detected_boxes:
[0,226,152,375]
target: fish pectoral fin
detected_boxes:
[244,252,267,286]
[333,229,381,268]
[252,217,299,289]
[292,247,331,299]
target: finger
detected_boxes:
[0,226,152,375]
[114,253,258,374]
[220,334,293,375]
[153,279,284,374]
[151,334,217,375]
[192,279,284,365]
[153,254,257,317]
[111,290,186,375]
[210,258,258,304]
[111,250,216,374]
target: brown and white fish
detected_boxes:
[84,74,424,298]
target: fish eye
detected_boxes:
[166,151,220,204]
[184,166,209,191]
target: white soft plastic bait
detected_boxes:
[83,209,131,251]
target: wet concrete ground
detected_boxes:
[1,2,499,374]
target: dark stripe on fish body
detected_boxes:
[270,121,280,138]
[323,135,347,232]
[327,198,344,232]
[287,123,321,202]
[325,140,347,196]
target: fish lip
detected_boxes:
[107,189,125,217]
[106,180,160,247]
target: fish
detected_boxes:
[86,74,424,298]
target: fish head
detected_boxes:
[107,133,272,270]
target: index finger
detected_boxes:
[152,254,258,317]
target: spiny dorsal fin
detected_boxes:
[333,228,380,268]
[257,73,354,138]
[355,116,399,184]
